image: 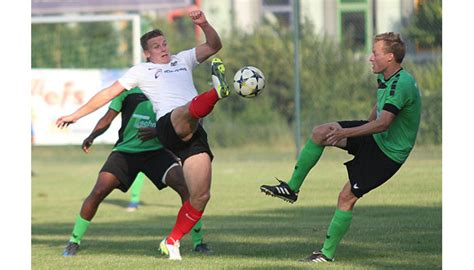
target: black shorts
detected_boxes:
[338,120,402,198]
[100,149,180,192]
[155,111,214,162]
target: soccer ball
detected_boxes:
[233,66,265,98]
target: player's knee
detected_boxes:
[172,106,187,117]
[337,189,357,211]
[200,191,211,204]
[311,126,326,144]
[166,168,189,198]
[191,191,210,206]
[176,185,189,201]
[88,188,108,202]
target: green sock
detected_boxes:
[321,209,353,259]
[287,139,325,192]
[130,172,145,203]
[190,220,203,248]
[69,215,91,244]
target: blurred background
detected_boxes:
[31,0,441,153]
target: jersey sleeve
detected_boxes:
[109,91,127,112]
[118,65,140,90]
[176,48,199,69]
[383,77,415,115]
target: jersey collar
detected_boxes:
[377,68,403,88]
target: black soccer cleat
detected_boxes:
[301,250,334,263]
[193,243,212,254]
[62,241,80,256]
[260,178,298,203]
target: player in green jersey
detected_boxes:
[260,32,421,263]
[62,88,210,256]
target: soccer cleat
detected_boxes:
[159,238,182,260]
[193,243,212,254]
[260,178,298,203]
[301,250,334,263]
[62,241,80,256]
[211,57,230,99]
[126,201,139,212]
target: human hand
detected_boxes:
[326,126,346,146]
[56,115,76,129]
[138,127,158,142]
[82,137,94,153]
[189,10,208,26]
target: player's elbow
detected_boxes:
[209,36,222,52]
[376,119,390,132]
[210,42,222,54]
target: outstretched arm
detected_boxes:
[56,81,125,128]
[191,10,222,63]
[82,109,120,153]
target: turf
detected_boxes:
[32,144,441,269]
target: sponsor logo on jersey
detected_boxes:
[163,67,187,74]
[152,67,187,79]
[154,68,162,79]
[133,114,156,128]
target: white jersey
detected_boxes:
[118,48,199,118]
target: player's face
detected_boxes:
[369,40,393,74]
[144,36,171,64]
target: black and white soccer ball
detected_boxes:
[233,66,265,98]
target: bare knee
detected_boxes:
[311,123,342,145]
[190,191,210,210]
[179,187,190,201]
[87,173,118,202]
[171,109,198,141]
[88,186,109,202]
[311,125,327,144]
[167,169,190,202]
[172,183,189,203]
[337,188,358,211]
[194,191,210,205]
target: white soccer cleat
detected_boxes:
[159,238,182,260]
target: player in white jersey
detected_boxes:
[56,10,230,260]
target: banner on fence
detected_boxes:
[31,69,126,145]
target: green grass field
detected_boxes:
[32,144,441,269]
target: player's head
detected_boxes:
[370,32,405,74]
[140,29,171,64]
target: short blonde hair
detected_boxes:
[374,32,406,63]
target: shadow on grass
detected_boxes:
[75,198,182,209]
[32,204,441,269]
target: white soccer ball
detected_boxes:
[233,66,265,98]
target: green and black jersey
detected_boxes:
[373,68,422,164]
[109,88,163,153]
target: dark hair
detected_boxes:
[140,29,164,50]
[374,32,406,63]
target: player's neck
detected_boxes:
[383,64,402,80]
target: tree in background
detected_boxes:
[31,16,441,146]
[32,21,132,68]
[403,0,442,50]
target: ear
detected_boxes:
[143,50,151,58]
[387,52,395,62]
